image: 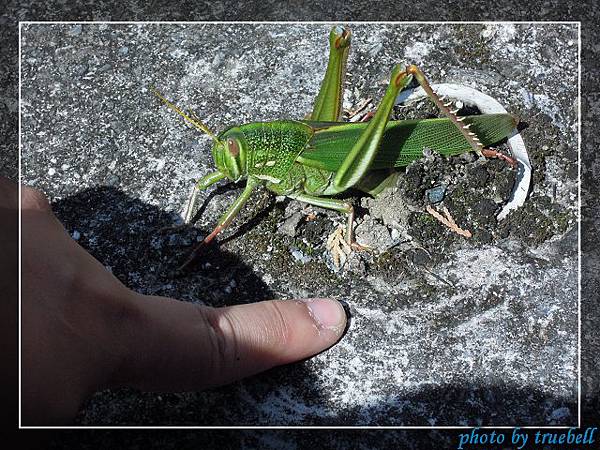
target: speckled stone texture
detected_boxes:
[20,23,579,427]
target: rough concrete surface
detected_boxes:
[21,23,578,426]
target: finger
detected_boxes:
[21,185,51,211]
[114,295,347,392]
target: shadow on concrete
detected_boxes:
[51,184,275,306]
[40,186,578,431]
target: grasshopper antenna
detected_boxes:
[151,86,221,145]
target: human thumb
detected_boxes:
[112,296,347,391]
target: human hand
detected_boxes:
[15,179,347,425]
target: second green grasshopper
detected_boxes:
[154,26,517,269]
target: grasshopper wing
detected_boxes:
[297,114,518,172]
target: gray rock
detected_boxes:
[361,187,412,229]
[355,216,394,251]
[425,184,447,204]
[277,201,308,237]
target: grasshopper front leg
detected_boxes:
[179,177,260,270]
[158,170,226,235]
[181,170,227,224]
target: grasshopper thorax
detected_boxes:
[213,127,247,182]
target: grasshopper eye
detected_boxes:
[227,138,239,157]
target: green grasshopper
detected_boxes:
[153,26,517,269]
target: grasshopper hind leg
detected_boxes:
[309,26,351,122]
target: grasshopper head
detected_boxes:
[150,88,247,181]
[213,127,247,182]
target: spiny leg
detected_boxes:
[406,65,484,155]
[406,64,514,164]
[178,177,259,270]
[310,25,351,121]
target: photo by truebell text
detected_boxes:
[457,427,597,449]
